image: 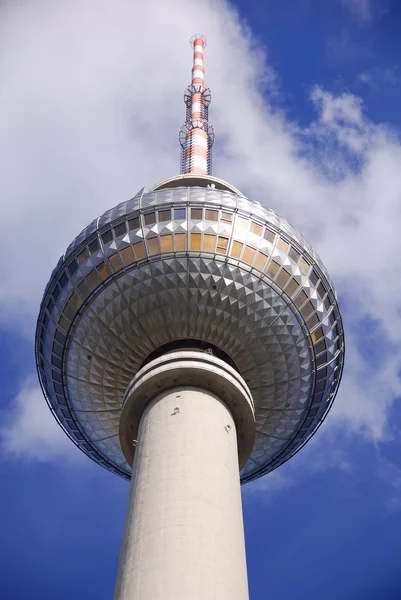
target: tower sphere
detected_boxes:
[35,172,344,484]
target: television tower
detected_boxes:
[36,34,344,600]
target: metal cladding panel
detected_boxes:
[36,184,344,484]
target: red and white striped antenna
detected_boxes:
[179,34,215,175]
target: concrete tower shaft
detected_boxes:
[114,350,255,600]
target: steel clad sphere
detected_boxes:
[35,175,344,484]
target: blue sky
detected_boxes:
[1,0,401,598]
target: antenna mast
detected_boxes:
[179,34,215,175]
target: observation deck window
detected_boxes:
[285,278,300,298]
[174,208,186,220]
[97,261,110,281]
[160,235,174,252]
[109,253,123,273]
[158,209,171,222]
[203,234,215,252]
[254,251,268,271]
[87,270,101,290]
[77,248,89,264]
[114,223,127,238]
[266,260,280,279]
[289,246,301,263]
[250,222,263,236]
[277,238,289,253]
[205,209,218,221]
[133,241,145,259]
[175,234,186,250]
[88,239,99,255]
[230,241,243,259]
[147,237,160,255]
[221,212,232,223]
[68,259,78,277]
[120,247,134,265]
[59,273,68,289]
[243,245,256,265]
[144,212,156,226]
[101,229,113,245]
[191,208,202,220]
[311,327,324,343]
[264,228,275,243]
[190,233,201,250]
[128,217,140,231]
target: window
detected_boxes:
[243,245,256,265]
[87,270,101,290]
[120,246,134,266]
[70,292,82,309]
[285,278,300,298]
[159,209,171,222]
[59,273,68,289]
[54,329,66,345]
[307,312,319,329]
[53,285,61,301]
[264,228,275,243]
[235,216,248,231]
[266,260,280,279]
[144,212,156,226]
[203,234,215,252]
[250,222,263,236]
[101,229,113,245]
[88,239,99,254]
[160,234,174,252]
[276,268,291,288]
[289,246,300,263]
[174,208,186,220]
[230,241,243,259]
[175,234,186,250]
[254,251,268,271]
[97,261,110,281]
[191,208,202,220]
[58,314,71,332]
[128,217,140,231]
[299,257,310,275]
[294,290,308,310]
[301,301,314,320]
[147,237,160,255]
[77,248,89,265]
[277,238,289,253]
[190,233,201,250]
[109,253,123,272]
[63,302,76,321]
[317,282,326,298]
[78,280,91,299]
[311,327,324,343]
[68,259,78,276]
[114,223,127,238]
[205,209,218,221]
[310,270,319,286]
[216,236,228,255]
[133,241,145,260]
[221,212,232,223]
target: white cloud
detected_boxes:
[0,377,83,462]
[1,0,401,468]
[358,66,399,89]
[341,0,373,20]
[376,457,401,512]
[340,0,390,21]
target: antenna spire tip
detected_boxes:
[190,33,207,48]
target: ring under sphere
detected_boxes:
[35,176,344,484]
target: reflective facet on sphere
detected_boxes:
[36,175,344,484]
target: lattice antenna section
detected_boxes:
[179,34,215,175]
